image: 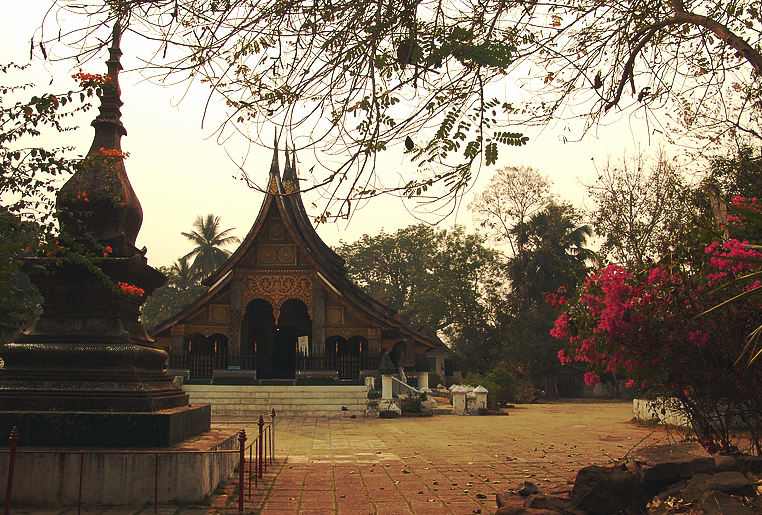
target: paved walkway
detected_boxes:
[11,401,673,514]
[219,400,671,514]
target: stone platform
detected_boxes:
[0,404,211,447]
[184,384,369,417]
[0,427,239,506]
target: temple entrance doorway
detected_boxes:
[184,332,213,380]
[241,299,276,378]
[275,299,311,379]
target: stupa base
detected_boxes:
[0,404,211,447]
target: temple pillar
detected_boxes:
[311,280,325,355]
[229,280,242,356]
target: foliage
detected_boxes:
[181,213,240,279]
[508,201,595,307]
[428,371,442,388]
[379,351,396,375]
[587,151,694,266]
[511,1,762,151]
[400,392,423,413]
[414,352,430,372]
[464,366,517,408]
[0,210,42,342]
[470,166,553,257]
[44,0,762,220]
[47,0,531,219]
[335,224,508,372]
[0,63,101,341]
[553,247,762,454]
[706,146,762,243]
[140,266,207,331]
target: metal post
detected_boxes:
[270,408,276,463]
[77,452,84,514]
[154,454,159,513]
[263,426,268,472]
[4,427,19,515]
[248,445,252,497]
[238,429,246,513]
[258,415,264,479]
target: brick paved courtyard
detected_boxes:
[11,401,672,514]
[219,400,671,514]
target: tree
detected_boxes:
[587,151,693,266]
[181,213,240,279]
[501,201,594,378]
[167,256,199,290]
[140,257,206,331]
[470,165,553,257]
[45,1,527,219]
[508,202,595,306]
[42,0,762,218]
[335,224,508,372]
[504,1,762,151]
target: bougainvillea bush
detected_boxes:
[551,208,762,454]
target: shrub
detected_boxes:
[401,393,422,413]
[379,351,396,374]
[552,242,762,454]
[414,352,430,372]
[464,366,517,408]
[429,371,442,388]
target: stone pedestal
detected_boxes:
[418,371,429,391]
[381,374,393,400]
[452,386,467,415]
[474,385,488,410]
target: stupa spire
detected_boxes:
[56,22,143,256]
[89,21,127,153]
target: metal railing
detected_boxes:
[170,351,380,383]
[391,376,419,397]
[295,353,380,380]
[2,409,277,514]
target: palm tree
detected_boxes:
[167,256,200,290]
[182,214,240,279]
[508,202,596,305]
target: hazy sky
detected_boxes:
[3,2,677,268]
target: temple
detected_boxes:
[152,147,449,385]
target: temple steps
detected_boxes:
[182,384,369,418]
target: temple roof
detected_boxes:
[155,145,442,349]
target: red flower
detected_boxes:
[117,282,145,297]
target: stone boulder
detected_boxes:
[694,490,757,515]
[571,464,646,515]
[680,471,755,502]
[629,441,714,490]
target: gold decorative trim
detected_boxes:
[243,274,313,320]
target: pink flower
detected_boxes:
[584,372,600,388]
[551,312,570,339]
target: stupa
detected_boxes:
[0,24,211,447]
